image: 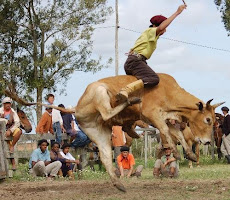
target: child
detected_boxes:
[60,143,82,180]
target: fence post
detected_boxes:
[0,120,8,179]
[144,131,148,168]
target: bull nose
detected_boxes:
[204,141,211,145]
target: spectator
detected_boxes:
[115,146,143,178]
[29,139,62,179]
[36,104,54,134]
[58,104,77,142]
[220,106,230,164]
[112,126,126,167]
[153,144,179,178]
[0,97,22,170]
[59,104,91,148]
[59,143,82,179]
[47,94,64,144]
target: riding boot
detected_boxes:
[116,80,144,103]
[153,168,160,178]
[67,170,75,180]
[225,155,230,164]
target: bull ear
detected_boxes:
[206,99,213,110]
[196,102,203,111]
[212,102,225,109]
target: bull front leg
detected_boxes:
[168,125,197,163]
[195,142,200,167]
[155,123,181,160]
[81,125,126,192]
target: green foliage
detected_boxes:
[215,0,230,36]
[0,0,112,120]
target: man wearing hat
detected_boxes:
[153,144,179,178]
[36,103,54,134]
[115,146,143,178]
[220,106,230,163]
[0,97,22,170]
[29,139,62,178]
[116,4,187,103]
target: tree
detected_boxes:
[0,0,112,122]
[215,0,230,35]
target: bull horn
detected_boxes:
[212,102,225,109]
[206,99,213,110]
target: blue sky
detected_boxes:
[54,0,229,115]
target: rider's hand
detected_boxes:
[177,5,187,15]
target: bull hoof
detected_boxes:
[128,97,141,106]
[114,182,126,192]
[187,152,197,162]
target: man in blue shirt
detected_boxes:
[29,139,62,178]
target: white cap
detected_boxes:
[2,97,12,104]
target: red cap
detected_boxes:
[150,15,167,27]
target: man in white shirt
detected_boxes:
[46,94,65,144]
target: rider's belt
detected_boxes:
[128,52,147,61]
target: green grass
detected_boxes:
[8,155,230,182]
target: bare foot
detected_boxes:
[9,146,14,154]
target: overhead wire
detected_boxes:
[93,25,230,53]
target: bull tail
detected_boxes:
[38,103,75,114]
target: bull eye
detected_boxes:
[206,118,211,124]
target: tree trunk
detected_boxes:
[36,87,43,124]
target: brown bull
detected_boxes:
[43,74,223,192]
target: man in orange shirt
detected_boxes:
[112,126,126,167]
[36,105,54,134]
[115,146,143,178]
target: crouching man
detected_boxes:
[153,144,179,178]
[29,139,62,179]
[115,146,143,178]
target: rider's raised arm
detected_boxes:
[156,4,187,35]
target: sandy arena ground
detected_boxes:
[0,178,230,200]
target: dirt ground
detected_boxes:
[0,178,230,200]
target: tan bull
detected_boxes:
[43,74,223,192]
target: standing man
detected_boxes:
[0,97,22,170]
[47,94,64,144]
[115,146,143,178]
[116,4,187,102]
[220,106,230,164]
[112,126,126,167]
[36,104,54,134]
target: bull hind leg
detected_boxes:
[81,126,126,192]
[94,85,140,121]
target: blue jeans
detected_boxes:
[71,130,91,148]
[53,122,62,144]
